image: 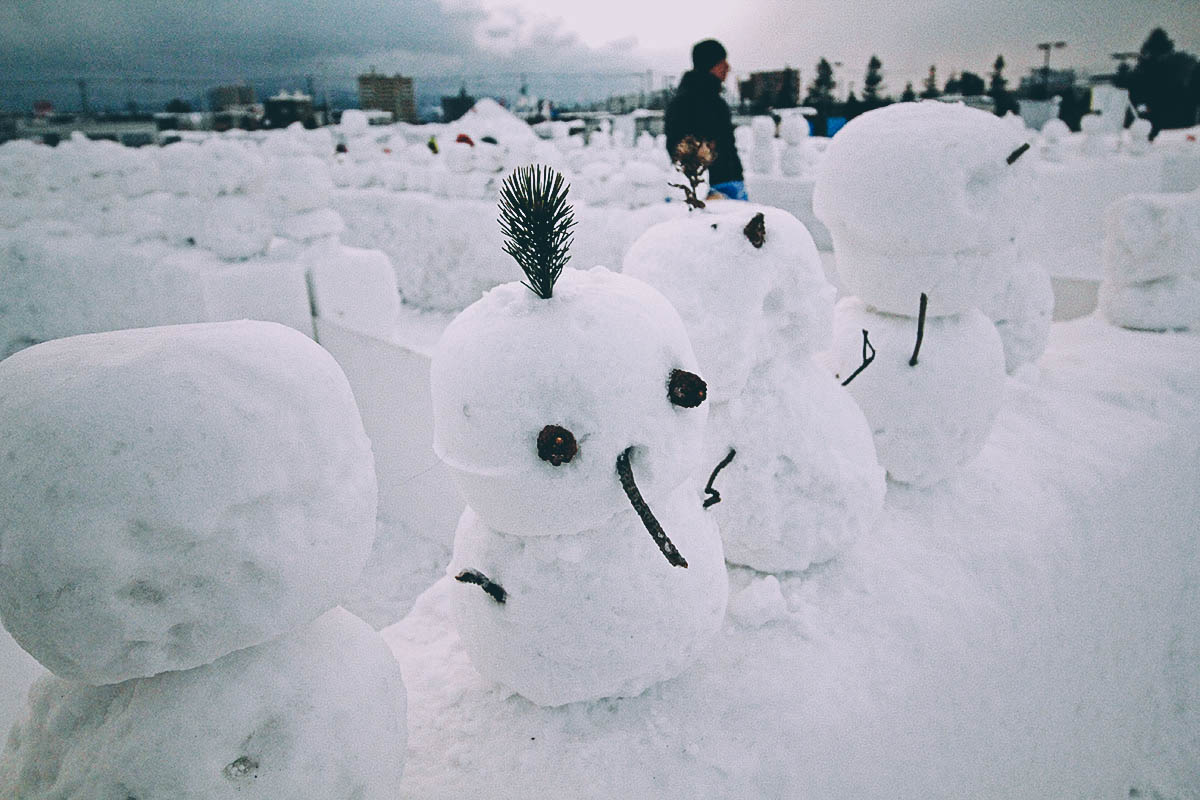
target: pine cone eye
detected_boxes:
[668,369,707,408]
[537,424,577,466]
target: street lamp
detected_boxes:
[1036,41,1067,97]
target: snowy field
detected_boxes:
[1,101,1199,798]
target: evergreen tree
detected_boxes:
[805,58,836,109]
[988,55,1017,116]
[901,82,916,102]
[1131,27,1200,133]
[920,65,941,99]
[863,55,885,106]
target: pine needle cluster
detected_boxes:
[498,165,577,299]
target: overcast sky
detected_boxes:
[2,0,1198,111]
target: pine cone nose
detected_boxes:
[537,424,577,466]
[668,369,707,408]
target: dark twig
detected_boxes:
[670,135,716,211]
[1006,142,1031,165]
[909,293,928,367]
[702,448,737,508]
[455,569,508,604]
[841,329,876,386]
[616,448,687,568]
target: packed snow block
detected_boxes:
[1099,274,1200,331]
[742,175,832,250]
[200,256,315,338]
[0,229,207,359]
[0,608,407,799]
[624,205,834,402]
[813,102,1034,315]
[980,258,1055,373]
[707,357,885,573]
[0,322,377,684]
[1103,191,1200,283]
[432,268,707,535]
[831,297,1007,486]
[276,207,345,243]
[304,242,401,339]
[195,195,274,261]
[449,487,727,706]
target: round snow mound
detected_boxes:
[708,356,885,573]
[0,608,407,799]
[813,101,1034,316]
[830,298,1006,487]
[449,485,728,706]
[0,321,378,685]
[432,267,708,536]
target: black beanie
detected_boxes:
[692,39,727,72]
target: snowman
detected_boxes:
[814,101,1020,486]
[778,114,810,177]
[431,166,728,706]
[624,197,885,573]
[749,115,776,175]
[0,320,408,797]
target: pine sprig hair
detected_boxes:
[498,164,577,299]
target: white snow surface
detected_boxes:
[705,356,885,573]
[1,608,407,800]
[0,321,377,684]
[1104,190,1200,283]
[623,204,835,403]
[448,484,727,707]
[384,318,1200,799]
[431,267,708,536]
[813,101,1034,316]
[831,298,1007,486]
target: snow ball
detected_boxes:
[449,485,727,706]
[1099,275,1200,332]
[195,195,273,260]
[781,115,810,145]
[728,575,788,628]
[0,608,406,799]
[830,297,1006,487]
[813,101,1034,316]
[624,205,834,403]
[0,321,378,684]
[277,207,346,243]
[1041,118,1070,144]
[432,267,708,536]
[980,258,1054,374]
[707,357,885,573]
[339,108,370,134]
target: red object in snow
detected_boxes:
[455,133,475,147]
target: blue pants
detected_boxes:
[710,180,748,201]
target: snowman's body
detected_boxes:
[625,205,885,574]
[432,266,727,706]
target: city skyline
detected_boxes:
[2,0,1197,113]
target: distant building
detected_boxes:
[441,87,475,123]
[264,91,317,129]
[208,84,256,112]
[1018,68,1077,98]
[738,68,801,113]
[357,70,417,123]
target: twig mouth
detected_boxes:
[615,447,688,568]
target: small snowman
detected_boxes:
[431,166,728,706]
[778,114,810,177]
[0,321,407,797]
[625,178,885,572]
[1125,117,1153,156]
[815,102,1020,486]
[749,115,776,175]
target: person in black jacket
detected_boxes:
[665,38,747,201]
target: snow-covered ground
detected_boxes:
[1,102,1199,798]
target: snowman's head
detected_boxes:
[431,167,708,561]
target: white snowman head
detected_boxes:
[431,166,710,565]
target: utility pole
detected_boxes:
[1036,41,1067,97]
[77,78,89,115]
